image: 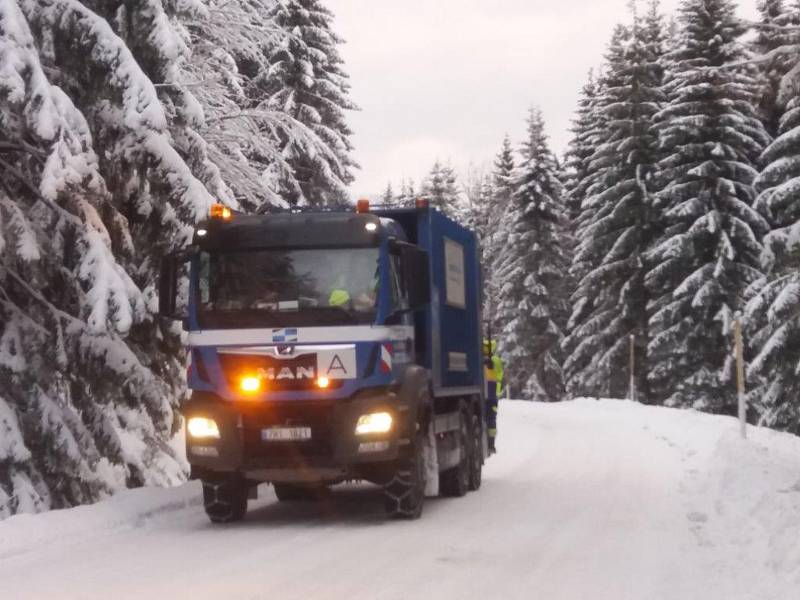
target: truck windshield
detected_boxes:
[196,247,380,328]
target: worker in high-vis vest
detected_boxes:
[492,346,504,398]
[328,267,379,311]
[483,339,503,454]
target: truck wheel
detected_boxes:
[202,474,248,524]
[273,483,329,502]
[468,412,482,491]
[383,430,426,519]
[439,404,469,497]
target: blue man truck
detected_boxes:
[159,199,486,522]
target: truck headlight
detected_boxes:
[355,412,393,435]
[187,417,220,439]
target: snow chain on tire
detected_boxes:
[202,476,248,524]
[383,431,426,519]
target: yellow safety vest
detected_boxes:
[329,289,350,306]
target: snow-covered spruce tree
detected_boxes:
[646,0,770,412]
[179,0,362,212]
[463,170,499,307]
[463,141,514,262]
[265,0,358,206]
[752,0,800,137]
[745,9,800,433]
[495,109,571,401]
[421,160,461,218]
[381,181,395,204]
[492,135,516,211]
[461,167,487,233]
[562,25,629,398]
[563,2,666,402]
[176,0,293,211]
[458,148,516,342]
[489,134,516,233]
[563,71,601,228]
[566,61,616,291]
[395,178,417,207]
[0,0,211,516]
[482,136,515,336]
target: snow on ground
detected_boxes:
[2,399,800,599]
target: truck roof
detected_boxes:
[193,210,384,249]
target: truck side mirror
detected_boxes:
[158,252,191,320]
[401,246,430,309]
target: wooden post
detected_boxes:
[629,334,636,402]
[734,317,747,439]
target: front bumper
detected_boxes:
[183,388,409,483]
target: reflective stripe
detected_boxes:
[188,325,414,347]
[488,429,497,436]
[492,407,498,413]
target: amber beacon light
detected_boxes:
[239,375,262,394]
[210,203,233,221]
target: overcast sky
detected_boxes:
[334,0,759,197]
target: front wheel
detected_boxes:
[384,429,427,519]
[202,474,249,524]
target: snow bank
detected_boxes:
[561,398,800,595]
[678,412,800,593]
[0,482,201,561]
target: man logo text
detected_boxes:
[257,366,316,380]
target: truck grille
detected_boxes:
[218,353,342,392]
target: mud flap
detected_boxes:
[424,423,439,497]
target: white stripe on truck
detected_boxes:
[187,325,414,347]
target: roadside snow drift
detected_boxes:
[1,399,799,599]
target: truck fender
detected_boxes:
[396,364,432,436]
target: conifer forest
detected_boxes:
[2,0,800,519]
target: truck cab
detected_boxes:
[159,200,486,522]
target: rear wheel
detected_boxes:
[273,483,329,502]
[468,412,483,491]
[202,474,248,524]
[384,429,427,519]
[439,403,469,497]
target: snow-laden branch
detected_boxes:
[697,44,800,72]
[0,156,82,227]
[741,19,800,33]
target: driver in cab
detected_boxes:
[328,280,376,311]
[326,252,380,312]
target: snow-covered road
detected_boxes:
[2,399,800,599]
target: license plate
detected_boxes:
[261,427,312,442]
